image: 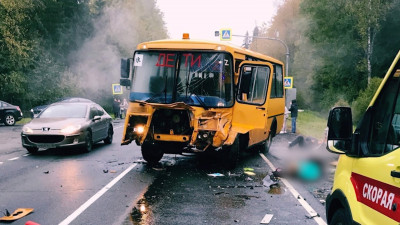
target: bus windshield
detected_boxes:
[130,51,234,108]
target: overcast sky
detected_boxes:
[156,0,282,46]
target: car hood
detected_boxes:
[26,118,87,129]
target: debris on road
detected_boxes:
[244,171,256,176]
[43,171,49,174]
[103,169,109,173]
[207,173,224,177]
[25,221,41,225]
[260,214,273,224]
[0,208,34,221]
[305,213,320,219]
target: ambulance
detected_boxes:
[326,50,400,225]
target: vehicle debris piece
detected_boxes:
[25,221,41,225]
[103,169,109,173]
[207,173,224,177]
[0,208,34,221]
[305,213,320,219]
[243,167,254,172]
[43,171,49,174]
[260,214,273,224]
[244,171,256,176]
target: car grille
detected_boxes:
[28,135,65,143]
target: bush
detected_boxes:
[352,77,383,123]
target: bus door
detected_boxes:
[233,61,273,146]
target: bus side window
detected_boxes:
[238,65,270,104]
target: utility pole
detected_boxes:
[233,34,290,77]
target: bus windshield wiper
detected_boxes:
[190,93,208,110]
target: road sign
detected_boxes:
[112,84,123,95]
[220,29,231,41]
[284,77,293,89]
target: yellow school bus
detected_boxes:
[120,34,285,168]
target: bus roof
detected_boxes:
[136,38,283,65]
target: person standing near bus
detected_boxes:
[113,97,121,119]
[289,99,298,133]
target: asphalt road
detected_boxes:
[0,121,335,225]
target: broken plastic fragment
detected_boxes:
[0,208,34,221]
[244,171,256,176]
[207,173,224,177]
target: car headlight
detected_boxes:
[22,126,33,134]
[60,125,81,135]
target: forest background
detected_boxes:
[1,0,399,122]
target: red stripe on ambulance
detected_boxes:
[351,172,400,222]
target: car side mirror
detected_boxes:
[327,107,353,154]
[93,115,101,121]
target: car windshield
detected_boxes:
[130,51,234,108]
[39,104,87,118]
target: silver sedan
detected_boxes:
[21,102,113,153]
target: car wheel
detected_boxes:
[222,137,240,170]
[26,147,38,154]
[104,125,113,144]
[141,142,163,164]
[4,113,16,126]
[83,131,93,152]
[330,208,352,225]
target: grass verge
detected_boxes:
[287,110,327,140]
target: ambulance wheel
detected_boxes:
[223,137,240,170]
[141,142,163,164]
[330,208,352,225]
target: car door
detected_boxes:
[95,104,109,139]
[0,101,4,122]
[89,106,102,142]
[234,61,272,146]
[350,65,400,224]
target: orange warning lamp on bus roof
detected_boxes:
[182,33,190,39]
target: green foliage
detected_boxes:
[0,0,167,112]
[295,110,327,140]
[352,77,383,123]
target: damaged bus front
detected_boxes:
[120,37,285,168]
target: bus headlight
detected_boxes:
[134,125,145,134]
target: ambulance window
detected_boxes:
[369,70,400,155]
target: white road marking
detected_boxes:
[23,153,30,157]
[115,125,124,129]
[8,157,19,161]
[58,163,138,225]
[259,153,327,225]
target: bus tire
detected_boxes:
[141,142,163,164]
[223,137,240,169]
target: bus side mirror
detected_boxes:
[327,107,353,154]
[120,78,131,87]
[121,58,131,78]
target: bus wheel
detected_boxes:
[330,208,352,225]
[222,137,240,169]
[260,130,274,154]
[141,142,163,164]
